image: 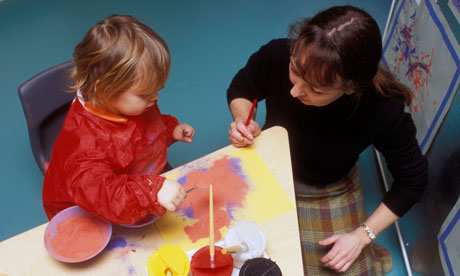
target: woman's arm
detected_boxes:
[318,203,398,272]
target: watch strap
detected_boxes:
[361,223,376,241]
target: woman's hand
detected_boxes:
[318,227,371,272]
[173,123,195,143]
[157,179,186,211]
[228,117,261,147]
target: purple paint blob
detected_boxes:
[181,206,194,218]
[106,237,127,250]
[177,175,188,185]
[128,266,136,275]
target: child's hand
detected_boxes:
[173,123,195,143]
[157,179,186,212]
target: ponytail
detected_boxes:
[373,66,412,106]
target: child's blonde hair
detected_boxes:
[70,14,170,108]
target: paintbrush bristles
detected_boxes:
[209,184,215,268]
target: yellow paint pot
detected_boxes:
[147,244,190,276]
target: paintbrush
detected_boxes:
[245,99,258,126]
[209,183,215,269]
[186,187,206,193]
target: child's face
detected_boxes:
[109,88,160,116]
[289,60,345,107]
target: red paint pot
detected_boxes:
[191,245,233,276]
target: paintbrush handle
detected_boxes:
[209,184,215,268]
[221,245,245,254]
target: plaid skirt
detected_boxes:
[295,166,393,275]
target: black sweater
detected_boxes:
[227,39,428,217]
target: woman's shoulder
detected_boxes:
[365,92,406,113]
[258,38,291,54]
[358,92,408,125]
[242,38,291,76]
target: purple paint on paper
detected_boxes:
[181,206,194,218]
[227,157,247,181]
[226,202,237,220]
[177,175,187,185]
[106,237,127,250]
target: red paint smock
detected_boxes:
[42,94,178,224]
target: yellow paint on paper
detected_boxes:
[156,147,295,251]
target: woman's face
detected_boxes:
[289,60,345,107]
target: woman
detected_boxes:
[227,5,427,275]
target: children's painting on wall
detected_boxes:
[155,147,295,251]
[383,0,460,154]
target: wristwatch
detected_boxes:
[361,223,376,241]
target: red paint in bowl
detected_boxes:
[44,206,112,263]
[191,245,233,276]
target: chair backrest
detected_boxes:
[18,60,75,174]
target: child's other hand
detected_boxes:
[173,123,195,143]
[157,179,186,212]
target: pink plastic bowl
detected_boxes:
[44,206,112,263]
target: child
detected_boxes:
[42,14,195,225]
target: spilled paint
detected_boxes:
[105,236,139,274]
[106,237,128,250]
[178,156,249,242]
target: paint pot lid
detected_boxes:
[118,213,159,228]
[147,244,190,276]
[224,221,266,268]
[44,206,112,263]
[239,258,282,276]
[191,245,233,276]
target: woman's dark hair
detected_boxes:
[289,5,412,106]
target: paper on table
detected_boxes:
[156,147,295,251]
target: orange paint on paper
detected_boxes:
[157,147,295,252]
[179,157,249,242]
[50,216,106,260]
